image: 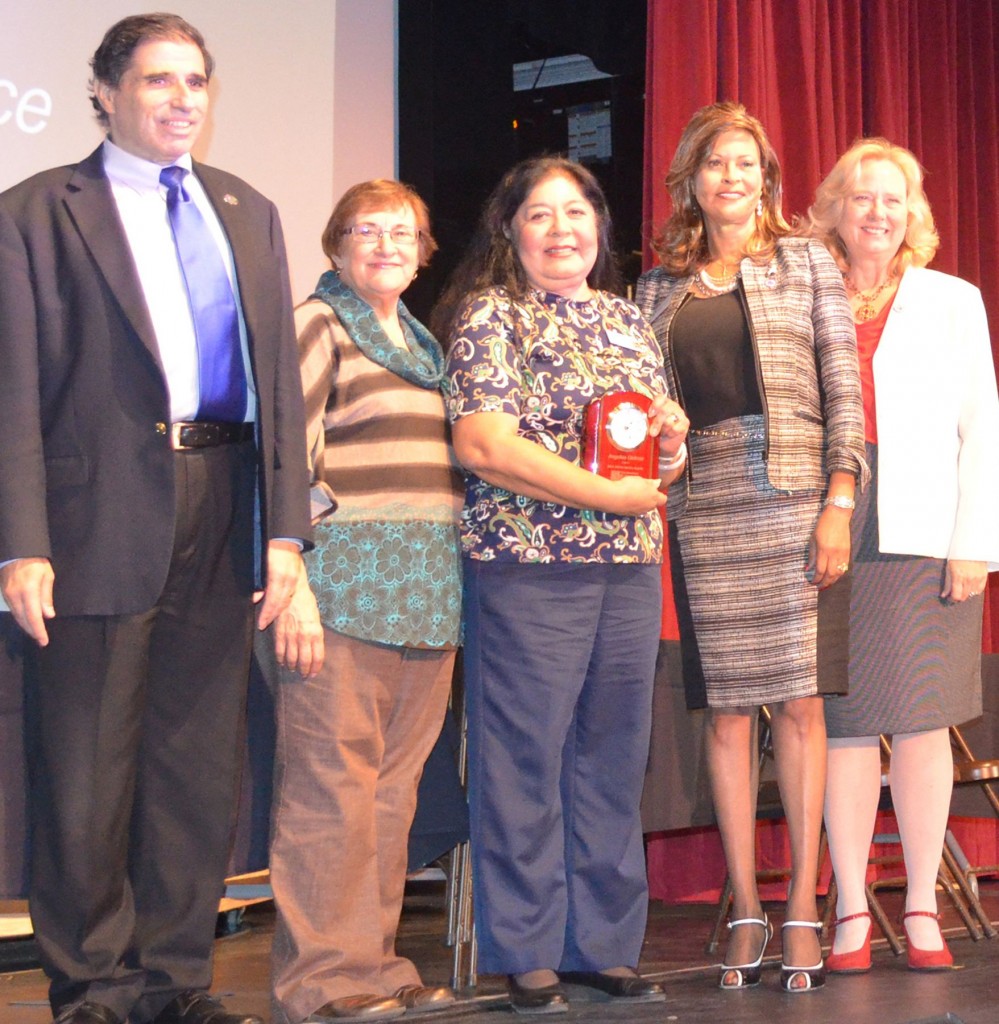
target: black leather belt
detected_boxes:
[170,421,254,450]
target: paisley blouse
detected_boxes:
[445,287,668,564]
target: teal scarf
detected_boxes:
[311,270,444,390]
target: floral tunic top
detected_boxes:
[297,274,464,649]
[445,287,668,564]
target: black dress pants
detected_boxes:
[23,441,257,1022]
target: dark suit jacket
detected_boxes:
[0,145,311,614]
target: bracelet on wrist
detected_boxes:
[659,442,688,473]
[823,495,855,511]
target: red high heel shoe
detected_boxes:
[825,911,872,974]
[902,910,954,971]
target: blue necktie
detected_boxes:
[160,165,247,422]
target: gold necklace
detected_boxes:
[705,258,741,281]
[844,272,897,322]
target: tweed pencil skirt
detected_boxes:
[824,443,983,738]
[670,415,850,710]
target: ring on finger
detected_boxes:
[836,562,849,572]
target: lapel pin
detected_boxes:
[223,194,239,205]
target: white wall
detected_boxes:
[0,0,397,299]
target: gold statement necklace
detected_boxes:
[844,271,897,322]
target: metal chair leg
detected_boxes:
[940,837,993,939]
[450,840,477,989]
[705,876,734,955]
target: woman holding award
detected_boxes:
[433,156,687,1013]
[636,103,866,993]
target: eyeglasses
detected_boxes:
[342,223,420,246]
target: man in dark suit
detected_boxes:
[0,14,312,1024]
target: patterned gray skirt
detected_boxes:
[824,443,983,737]
[670,415,850,710]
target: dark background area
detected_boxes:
[397,0,648,323]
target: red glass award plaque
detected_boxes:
[581,391,660,480]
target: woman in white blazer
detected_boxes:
[806,139,999,974]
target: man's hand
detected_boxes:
[0,557,55,645]
[254,540,304,631]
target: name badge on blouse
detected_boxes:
[605,329,644,352]
[581,391,660,480]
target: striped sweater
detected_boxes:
[294,297,463,647]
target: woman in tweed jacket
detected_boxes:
[636,102,866,993]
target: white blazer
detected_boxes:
[873,267,999,570]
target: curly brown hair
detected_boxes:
[651,101,789,276]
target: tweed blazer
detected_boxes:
[637,237,867,519]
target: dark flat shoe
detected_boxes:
[506,975,568,1015]
[558,970,666,1002]
[151,992,262,1024]
[53,1003,123,1024]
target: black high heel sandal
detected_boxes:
[779,920,825,993]
[719,914,772,990]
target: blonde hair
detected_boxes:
[804,138,939,274]
[652,101,789,275]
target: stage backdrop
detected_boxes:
[644,0,999,650]
[0,0,398,899]
[1,0,397,300]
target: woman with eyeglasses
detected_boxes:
[268,180,463,1024]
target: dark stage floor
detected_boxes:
[4,882,999,1024]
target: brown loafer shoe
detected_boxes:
[306,994,406,1022]
[390,986,456,1013]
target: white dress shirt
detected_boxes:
[103,140,257,423]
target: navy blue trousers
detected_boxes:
[462,560,661,974]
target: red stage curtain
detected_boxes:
[645,0,999,650]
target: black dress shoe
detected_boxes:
[559,970,666,1002]
[53,1002,123,1024]
[506,975,568,1015]
[151,991,262,1024]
